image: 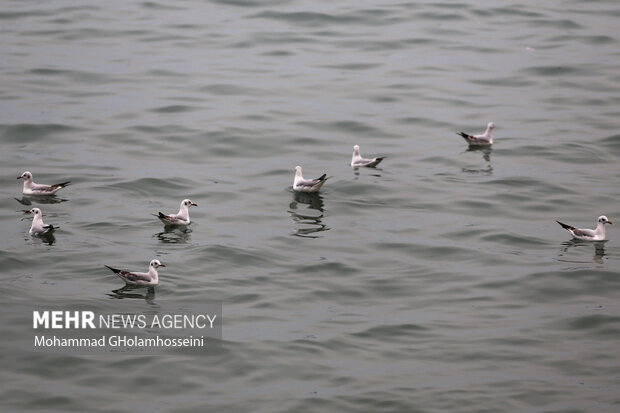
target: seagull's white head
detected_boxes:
[598,215,612,225]
[353,145,361,156]
[18,171,33,181]
[27,208,42,217]
[150,259,165,269]
[487,122,495,130]
[182,199,197,208]
[295,165,302,176]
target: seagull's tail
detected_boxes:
[556,221,575,231]
[104,265,122,274]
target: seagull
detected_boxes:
[17,171,71,195]
[293,166,328,193]
[153,199,197,225]
[104,259,165,286]
[351,145,386,168]
[557,216,612,241]
[26,208,59,235]
[457,122,495,145]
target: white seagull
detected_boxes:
[17,171,71,195]
[26,208,58,235]
[154,199,197,225]
[351,145,386,168]
[293,166,328,193]
[104,259,165,286]
[557,216,612,241]
[457,122,495,145]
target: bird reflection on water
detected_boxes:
[288,192,329,238]
[14,196,68,206]
[155,226,192,244]
[107,285,156,304]
[560,239,607,264]
[462,146,492,174]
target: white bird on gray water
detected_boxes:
[17,171,71,195]
[293,166,328,193]
[457,122,495,146]
[26,208,58,235]
[104,259,165,286]
[153,199,197,225]
[557,216,612,241]
[350,145,386,168]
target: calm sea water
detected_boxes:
[1,1,620,412]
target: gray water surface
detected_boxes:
[1,1,620,412]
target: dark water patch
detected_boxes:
[213,0,290,6]
[0,124,80,143]
[470,77,537,87]
[476,6,543,18]
[297,120,387,137]
[598,133,620,156]
[198,244,275,268]
[521,65,590,77]
[104,177,195,198]
[260,50,294,57]
[415,12,465,21]
[395,116,450,128]
[0,10,53,19]
[250,10,394,27]
[150,105,198,113]
[199,84,262,96]
[565,314,620,336]
[322,63,382,71]
[527,18,582,30]
[29,68,112,84]
[141,2,184,10]
[480,233,548,248]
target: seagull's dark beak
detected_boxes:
[607,221,613,225]
[191,203,197,207]
[17,176,23,179]
[25,210,32,214]
[159,264,166,267]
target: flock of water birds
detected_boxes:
[18,121,612,286]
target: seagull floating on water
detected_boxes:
[557,215,612,241]
[351,145,385,168]
[26,208,58,235]
[457,122,495,146]
[104,259,165,286]
[293,166,328,193]
[153,199,197,225]
[17,171,71,195]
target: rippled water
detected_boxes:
[1,1,620,411]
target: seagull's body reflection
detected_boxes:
[28,232,56,246]
[155,226,192,244]
[462,146,492,174]
[560,239,607,264]
[352,167,383,180]
[15,196,67,206]
[107,285,156,304]
[288,192,329,238]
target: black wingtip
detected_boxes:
[104,265,121,274]
[556,220,573,230]
[57,181,71,188]
[457,132,468,139]
[318,174,327,181]
[158,212,166,218]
